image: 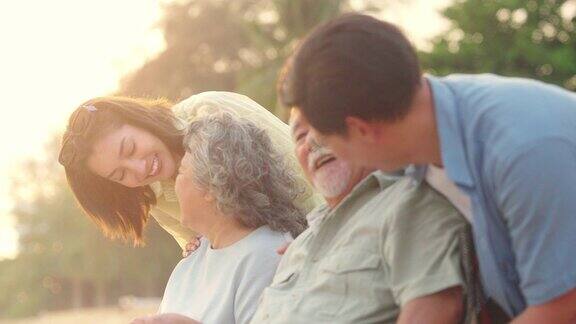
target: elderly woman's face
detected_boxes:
[175,152,215,229]
[87,124,177,188]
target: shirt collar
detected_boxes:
[330,171,396,211]
[404,164,427,185]
[426,75,474,188]
[305,171,399,230]
[373,170,400,189]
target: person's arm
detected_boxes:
[383,181,467,323]
[131,313,200,324]
[511,288,576,323]
[397,287,463,324]
[494,138,576,320]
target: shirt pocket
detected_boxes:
[270,267,297,288]
[254,267,300,323]
[306,251,381,319]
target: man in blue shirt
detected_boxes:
[279,13,576,322]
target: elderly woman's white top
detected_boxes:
[159,226,290,324]
[149,92,323,248]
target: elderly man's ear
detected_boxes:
[345,116,381,143]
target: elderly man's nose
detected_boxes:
[306,135,321,153]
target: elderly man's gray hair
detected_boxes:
[182,112,307,237]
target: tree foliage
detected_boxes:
[420,0,576,90]
[119,0,387,117]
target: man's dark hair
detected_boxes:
[279,14,422,134]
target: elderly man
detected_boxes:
[250,109,470,323]
[279,14,576,322]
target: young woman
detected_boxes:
[58,91,320,249]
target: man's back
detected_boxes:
[429,73,576,315]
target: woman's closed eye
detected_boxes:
[129,141,136,156]
[115,141,134,182]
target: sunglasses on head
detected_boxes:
[58,104,98,167]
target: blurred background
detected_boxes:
[0,0,574,322]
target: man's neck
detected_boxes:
[405,79,443,167]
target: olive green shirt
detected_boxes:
[251,172,466,324]
[149,91,323,249]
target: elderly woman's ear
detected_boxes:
[203,192,215,202]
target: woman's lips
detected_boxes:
[148,154,161,178]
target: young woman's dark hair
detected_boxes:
[279,13,422,135]
[59,97,184,244]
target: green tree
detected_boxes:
[119,0,388,117]
[421,0,576,90]
[119,0,250,101]
[234,0,352,116]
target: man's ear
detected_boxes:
[345,116,379,143]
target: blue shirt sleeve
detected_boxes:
[494,137,576,306]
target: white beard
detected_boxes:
[312,159,353,198]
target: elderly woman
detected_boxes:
[133,112,306,324]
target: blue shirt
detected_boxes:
[424,74,576,316]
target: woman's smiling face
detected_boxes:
[87,124,178,188]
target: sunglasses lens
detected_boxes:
[72,112,91,132]
[59,105,99,166]
[58,137,76,166]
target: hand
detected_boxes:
[131,313,200,324]
[182,236,201,258]
[276,242,291,255]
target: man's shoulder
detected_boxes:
[378,177,465,226]
[437,74,576,154]
[305,203,330,225]
[374,175,452,208]
[438,73,572,108]
[440,73,547,89]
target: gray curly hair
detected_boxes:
[182,112,308,237]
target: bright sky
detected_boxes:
[0,0,452,259]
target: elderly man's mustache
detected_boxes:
[307,144,336,171]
